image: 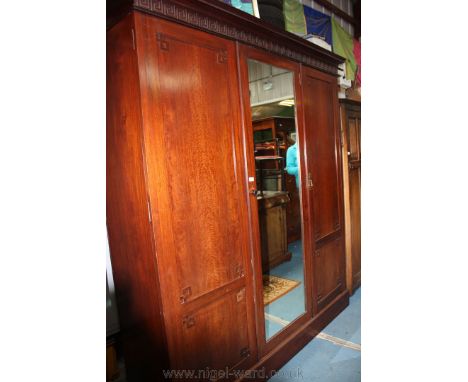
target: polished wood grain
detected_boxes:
[176,288,250,371]
[106,13,169,381]
[340,100,361,294]
[302,74,341,241]
[301,65,346,314]
[133,12,258,376]
[341,104,353,295]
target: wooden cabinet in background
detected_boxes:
[258,191,292,270]
[340,100,361,294]
[252,117,302,243]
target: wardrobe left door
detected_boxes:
[134,13,257,376]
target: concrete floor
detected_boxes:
[270,288,361,381]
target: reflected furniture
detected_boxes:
[253,117,302,243]
[107,1,348,380]
[254,155,286,194]
[257,191,291,269]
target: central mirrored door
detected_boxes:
[245,57,307,341]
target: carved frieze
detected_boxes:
[133,0,342,75]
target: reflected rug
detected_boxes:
[262,275,300,306]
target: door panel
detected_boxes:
[134,13,256,373]
[314,238,345,310]
[173,288,250,371]
[302,74,341,240]
[156,31,244,300]
[301,66,346,313]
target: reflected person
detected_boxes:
[285,133,300,188]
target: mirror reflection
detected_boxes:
[247,59,306,340]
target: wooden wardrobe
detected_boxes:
[107,1,348,380]
[340,100,361,294]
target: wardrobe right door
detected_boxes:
[301,66,346,313]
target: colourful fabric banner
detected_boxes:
[354,38,361,86]
[331,17,357,81]
[283,0,307,36]
[303,5,332,45]
[223,0,254,15]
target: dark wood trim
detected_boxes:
[353,271,361,291]
[349,160,361,170]
[312,0,356,27]
[339,98,361,107]
[181,277,246,314]
[315,229,343,248]
[129,0,343,75]
[241,290,349,381]
[353,0,361,39]
[107,0,132,30]
[317,283,343,311]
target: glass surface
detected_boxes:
[247,59,306,341]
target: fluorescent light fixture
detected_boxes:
[263,80,273,90]
[279,99,294,107]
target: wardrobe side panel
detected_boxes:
[107,14,169,382]
[134,13,258,374]
[346,105,361,291]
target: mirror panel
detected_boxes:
[247,59,306,341]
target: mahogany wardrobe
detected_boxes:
[107,1,348,380]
